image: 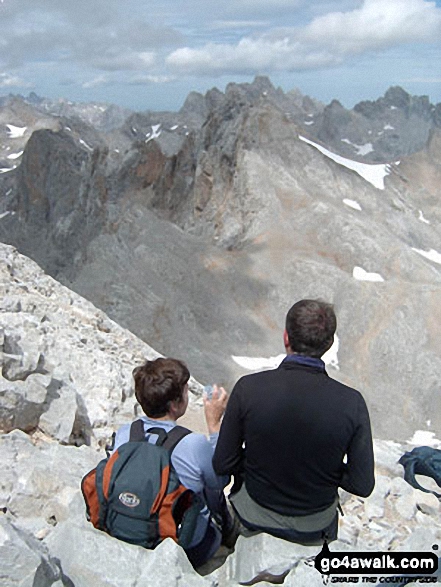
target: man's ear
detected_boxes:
[283,329,290,351]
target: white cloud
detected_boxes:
[129,74,176,85]
[401,77,441,83]
[166,0,441,75]
[299,0,441,51]
[0,72,32,88]
[89,51,156,72]
[166,38,340,74]
[0,2,178,73]
[208,20,270,30]
[82,75,109,89]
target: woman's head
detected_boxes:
[133,357,190,418]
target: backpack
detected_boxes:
[81,420,204,550]
[399,446,441,498]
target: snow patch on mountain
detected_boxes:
[231,335,340,372]
[322,334,340,370]
[418,211,430,225]
[79,138,93,151]
[146,124,162,143]
[232,354,285,371]
[407,430,441,448]
[412,248,441,265]
[343,199,362,211]
[299,136,391,190]
[353,266,385,282]
[7,151,23,160]
[5,124,27,138]
[341,139,374,156]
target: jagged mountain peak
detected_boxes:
[1,81,441,443]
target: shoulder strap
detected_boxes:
[129,419,146,442]
[129,421,192,454]
[162,425,192,453]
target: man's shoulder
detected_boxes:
[324,374,363,396]
[236,366,366,401]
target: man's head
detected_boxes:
[284,299,336,358]
[133,357,190,418]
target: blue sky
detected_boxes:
[0,0,440,112]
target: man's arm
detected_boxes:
[340,395,375,497]
[212,380,245,477]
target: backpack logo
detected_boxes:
[119,492,140,508]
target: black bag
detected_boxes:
[399,446,441,498]
[81,420,204,549]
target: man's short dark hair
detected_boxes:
[285,299,336,358]
[133,358,190,418]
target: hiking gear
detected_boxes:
[81,421,204,550]
[399,446,441,498]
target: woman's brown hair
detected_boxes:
[133,358,190,418]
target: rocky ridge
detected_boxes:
[0,79,441,443]
[1,243,441,587]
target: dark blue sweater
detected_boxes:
[213,358,375,516]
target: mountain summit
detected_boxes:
[0,78,440,440]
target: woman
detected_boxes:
[113,357,236,567]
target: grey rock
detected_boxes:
[0,516,61,587]
[338,514,363,546]
[390,477,415,498]
[44,522,209,587]
[38,383,78,443]
[415,492,440,516]
[394,493,417,520]
[0,430,100,532]
[216,534,319,585]
[1,242,441,584]
[374,440,405,477]
[2,325,44,381]
[1,82,441,444]
[400,526,441,551]
[0,374,49,433]
[0,243,200,447]
[284,561,325,587]
[365,475,391,519]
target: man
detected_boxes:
[113,357,236,567]
[213,299,375,544]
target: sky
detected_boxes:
[0,0,440,112]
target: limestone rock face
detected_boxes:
[0,243,204,448]
[1,80,441,444]
[0,246,441,586]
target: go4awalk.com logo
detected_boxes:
[314,542,438,582]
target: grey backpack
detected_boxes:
[81,421,204,549]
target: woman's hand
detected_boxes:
[203,385,228,434]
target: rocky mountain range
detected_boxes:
[0,77,441,442]
[1,242,440,587]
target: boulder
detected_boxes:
[44,522,209,587]
[0,516,61,587]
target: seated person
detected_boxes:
[113,357,236,567]
[213,299,375,544]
